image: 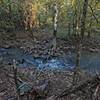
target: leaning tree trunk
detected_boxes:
[52,4,58,51]
[81,0,89,39]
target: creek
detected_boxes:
[0,47,100,73]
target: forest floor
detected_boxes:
[0,63,96,100]
[0,30,100,58]
[0,30,100,100]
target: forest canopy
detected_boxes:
[0,0,99,37]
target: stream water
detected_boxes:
[0,47,100,73]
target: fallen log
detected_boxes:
[55,75,100,99]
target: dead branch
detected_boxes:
[93,85,100,100]
[89,5,99,24]
[55,75,100,99]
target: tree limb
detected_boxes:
[89,5,99,24]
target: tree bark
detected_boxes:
[13,60,20,100]
[73,0,89,85]
[87,22,92,38]
[52,4,58,50]
[68,22,71,37]
[73,41,82,85]
[81,0,89,39]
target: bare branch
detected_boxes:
[89,5,99,24]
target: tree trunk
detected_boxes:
[76,42,82,70]
[81,0,89,39]
[73,40,82,85]
[73,0,89,85]
[73,9,77,35]
[8,0,12,13]
[8,0,12,22]
[13,60,20,100]
[68,22,71,37]
[52,4,58,50]
[87,22,92,38]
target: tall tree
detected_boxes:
[73,0,89,85]
[52,3,58,50]
[81,0,89,39]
